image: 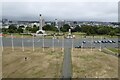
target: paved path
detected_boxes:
[62,48,72,79]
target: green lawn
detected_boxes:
[107,48,118,53]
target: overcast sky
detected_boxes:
[1,0,119,22]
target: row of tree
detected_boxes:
[60,24,120,36]
[2,24,58,34]
[72,25,120,36]
[2,24,120,36]
[2,24,24,33]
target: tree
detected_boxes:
[60,24,70,32]
[43,25,51,31]
[109,31,116,36]
[74,25,81,32]
[51,26,58,31]
[81,25,92,35]
[31,25,39,33]
[97,26,109,35]
[2,28,8,34]
[43,24,58,32]
[115,27,120,34]
[17,27,23,33]
[8,24,17,33]
[25,26,32,33]
[8,24,17,30]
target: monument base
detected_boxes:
[35,30,47,36]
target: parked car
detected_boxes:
[83,41,86,44]
[101,40,108,43]
[108,40,112,43]
[118,40,120,43]
[97,40,101,43]
[101,40,105,43]
[75,45,81,48]
[112,40,116,43]
[94,41,98,43]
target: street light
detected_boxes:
[32,35,35,52]
[62,35,64,52]
[21,35,24,52]
[11,34,14,51]
[52,35,55,52]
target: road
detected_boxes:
[62,48,72,79]
[1,37,119,48]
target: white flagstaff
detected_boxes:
[91,36,93,52]
[11,34,14,51]
[0,35,2,79]
[62,36,64,52]
[21,35,24,51]
[58,38,59,46]
[52,36,55,52]
[1,35,3,52]
[81,42,83,52]
[42,35,44,52]
[100,36,102,51]
[72,38,74,52]
[32,35,35,52]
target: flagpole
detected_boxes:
[11,34,14,51]
[81,42,83,52]
[21,35,24,52]
[42,35,44,52]
[33,35,35,52]
[0,34,2,80]
[1,34,3,52]
[62,36,64,52]
[100,36,102,51]
[72,38,74,52]
[91,36,93,52]
[58,38,59,47]
[52,36,54,52]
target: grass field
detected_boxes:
[71,48,118,78]
[2,47,64,78]
[2,47,118,78]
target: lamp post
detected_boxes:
[42,35,44,52]
[32,35,35,52]
[72,38,74,52]
[21,35,24,52]
[11,34,14,51]
[100,36,102,51]
[62,35,64,52]
[52,36,55,52]
[91,36,93,52]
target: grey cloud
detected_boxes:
[2,2,118,22]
